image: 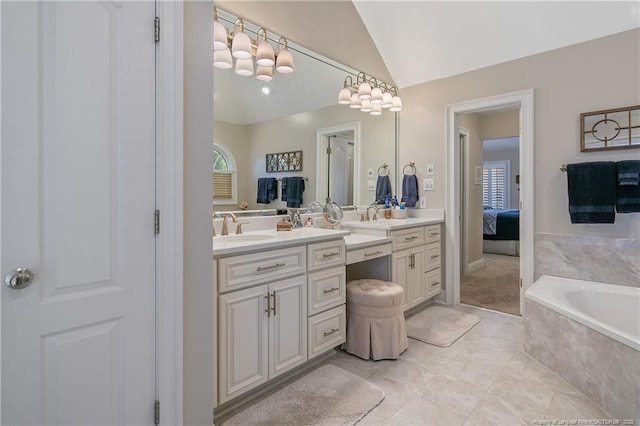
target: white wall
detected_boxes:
[184,2,214,424]
[401,29,640,240]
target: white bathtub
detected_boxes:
[525,275,640,351]
[525,275,640,420]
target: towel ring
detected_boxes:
[377,163,389,176]
[403,161,416,175]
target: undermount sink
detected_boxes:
[215,233,275,242]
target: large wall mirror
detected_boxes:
[213,9,398,213]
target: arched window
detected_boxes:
[213,142,237,205]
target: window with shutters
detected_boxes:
[213,143,237,205]
[483,161,510,209]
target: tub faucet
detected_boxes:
[221,213,238,236]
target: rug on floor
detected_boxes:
[406,305,480,347]
[221,364,385,425]
[461,253,520,315]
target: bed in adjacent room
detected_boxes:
[482,207,520,256]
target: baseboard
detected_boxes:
[467,258,485,274]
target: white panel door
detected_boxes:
[269,276,307,378]
[328,136,353,206]
[1,2,157,424]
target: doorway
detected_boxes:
[444,89,534,315]
[316,123,361,205]
[459,114,522,315]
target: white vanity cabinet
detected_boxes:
[392,230,426,310]
[423,224,442,298]
[215,233,348,406]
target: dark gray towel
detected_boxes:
[617,160,640,185]
[281,177,288,201]
[401,174,419,207]
[284,177,305,208]
[566,162,616,223]
[257,177,278,204]
[616,161,640,213]
[375,175,392,204]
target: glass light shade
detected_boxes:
[358,82,372,100]
[370,87,383,104]
[213,21,229,51]
[338,88,352,105]
[360,99,372,113]
[256,65,273,81]
[213,48,233,69]
[275,49,294,73]
[390,96,403,112]
[234,58,254,76]
[381,92,393,108]
[256,40,275,67]
[370,104,382,115]
[231,31,252,59]
[349,93,362,109]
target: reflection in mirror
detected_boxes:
[213,9,397,214]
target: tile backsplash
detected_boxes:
[535,233,640,287]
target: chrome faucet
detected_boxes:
[366,205,379,221]
[221,213,238,236]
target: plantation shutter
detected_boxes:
[213,171,233,199]
[483,163,507,208]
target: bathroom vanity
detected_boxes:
[341,217,444,312]
[213,228,349,405]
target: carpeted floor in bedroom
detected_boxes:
[460,253,520,316]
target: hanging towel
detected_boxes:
[375,175,392,204]
[281,177,288,201]
[617,160,640,186]
[284,177,305,208]
[566,162,616,223]
[616,160,640,213]
[401,174,419,207]
[256,177,278,204]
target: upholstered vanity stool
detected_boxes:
[344,279,408,360]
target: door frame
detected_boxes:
[156,1,184,423]
[316,122,361,205]
[0,2,184,423]
[459,126,470,275]
[445,89,534,313]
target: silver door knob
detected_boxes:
[5,267,34,289]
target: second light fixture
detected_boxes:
[337,72,402,115]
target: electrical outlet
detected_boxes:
[419,198,427,208]
[426,164,435,175]
[367,180,376,191]
[423,178,435,191]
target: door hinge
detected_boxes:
[154,210,160,235]
[326,147,332,155]
[154,16,160,43]
[520,278,523,288]
[154,400,160,425]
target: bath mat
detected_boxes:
[406,306,480,347]
[222,364,385,425]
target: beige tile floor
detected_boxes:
[329,304,613,425]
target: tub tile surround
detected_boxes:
[219,305,614,425]
[524,299,640,422]
[535,233,640,287]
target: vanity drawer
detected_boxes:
[308,266,346,316]
[346,242,392,265]
[307,239,346,272]
[424,242,441,272]
[307,305,346,359]
[425,268,442,298]
[424,224,441,244]
[218,246,306,293]
[391,227,424,251]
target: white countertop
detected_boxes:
[213,227,350,258]
[343,234,392,250]
[341,217,443,231]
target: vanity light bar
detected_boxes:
[337,72,402,114]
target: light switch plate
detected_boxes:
[423,178,435,191]
[367,168,374,178]
[426,164,435,175]
[367,180,376,191]
[419,198,427,208]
